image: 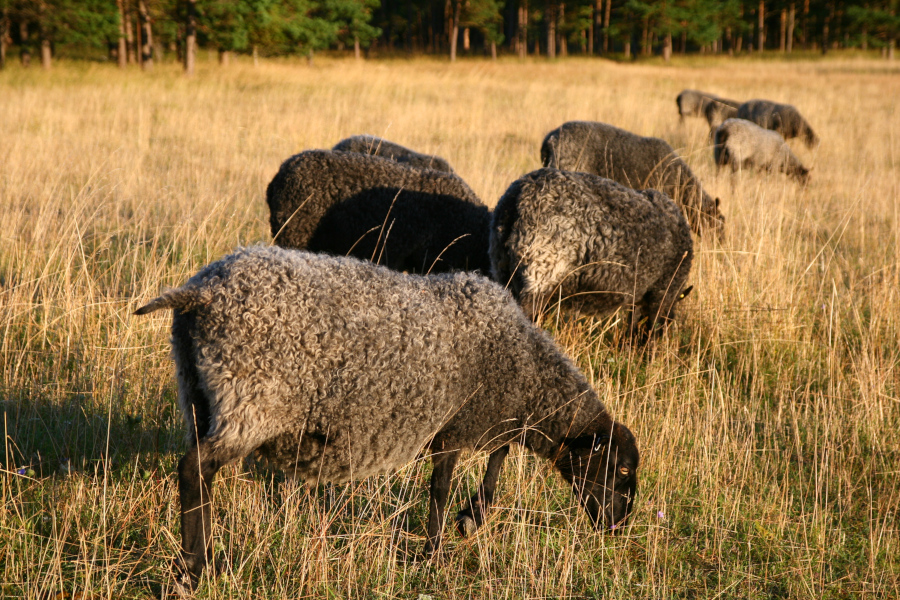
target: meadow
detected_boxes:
[0,54,898,598]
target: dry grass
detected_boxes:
[1,54,898,598]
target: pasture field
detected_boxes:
[0,55,898,598]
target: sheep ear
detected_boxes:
[678,285,693,301]
[566,433,610,453]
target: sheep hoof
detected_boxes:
[456,513,478,537]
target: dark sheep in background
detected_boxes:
[541,120,724,237]
[266,149,489,274]
[135,245,640,590]
[676,89,740,122]
[491,168,693,332]
[332,134,455,173]
[705,100,740,130]
[714,118,810,185]
[736,99,819,149]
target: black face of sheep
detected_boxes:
[556,423,640,530]
[632,285,694,339]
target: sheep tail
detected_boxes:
[134,286,203,316]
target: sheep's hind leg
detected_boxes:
[176,439,236,589]
[423,449,460,558]
[456,445,510,537]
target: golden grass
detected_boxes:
[1,55,898,598]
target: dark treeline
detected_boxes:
[0,0,896,71]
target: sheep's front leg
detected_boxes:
[423,449,459,558]
[456,445,510,536]
[177,440,229,589]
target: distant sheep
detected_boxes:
[333,135,455,173]
[136,245,639,589]
[713,118,810,185]
[266,150,490,274]
[491,168,693,332]
[736,99,819,148]
[541,120,724,237]
[705,100,739,130]
[677,89,739,122]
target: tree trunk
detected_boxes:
[39,1,50,70]
[802,0,809,49]
[726,27,733,55]
[135,5,142,68]
[603,0,611,53]
[779,9,786,51]
[218,49,230,65]
[491,40,497,59]
[138,0,153,69]
[449,0,459,61]
[787,3,795,52]
[116,0,127,68]
[518,3,528,57]
[19,21,30,67]
[758,0,765,52]
[547,2,556,58]
[463,27,469,51]
[253,44,259,65]
[624,33,631,58]
[184,0,197,75]
[663,32,672,61]
[0,7,9,70]
[125,6,135,64]
[641,17,648,55]
[558,3,567,56]
[354,36,361,59]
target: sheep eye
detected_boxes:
[618,466,630,476]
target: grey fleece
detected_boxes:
[714,118,810,184]
[541,120,724,237]
[137,245,627,482]
[736,99,819,149]
[266,150,489,274]
[490,168,693,327]
[333,135,455,173]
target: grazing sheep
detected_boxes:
[705,99,740,130]
[491,168,693,332]
[541,121,724,237]
[676,89,739,122]
[736,99,819,149]
[333,135,455,173]
[266,150,490,274]
[713,118,810,185]
[136,245,639,589]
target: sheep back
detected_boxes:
[266,150,489,273]
[705,100,740,129]
[736,99,819,149]
[714,118,810,184]
[332,135,455,173]
[677,89,739,119]
[541,120,724,237]
[491,168,693,326]
[141,246,616,482]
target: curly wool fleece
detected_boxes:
[266,150,489,274]
[491,168,693,327]
[541,120,724,237]
[138,245,627,481]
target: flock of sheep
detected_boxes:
[137,92,818,591]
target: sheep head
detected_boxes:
[556,422,640,532]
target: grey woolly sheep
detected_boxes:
[333,135,455,173]
[135,245,639,589]
[736,99,819,149]
[266,149,490,274]
[676,89,739,122]
[541,120,724,237]
[704,99,739,130]
[713,118,810,185]
[491,168,694,333]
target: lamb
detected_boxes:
[676,89,739,122]
[135,245,639,589]
[541,120,724,238]
[266,149,490,274]
[736,99,819,149]
[705,99,739,130]
[490,168,693,332]
[332,135,455,173]
[713,118,810,185]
